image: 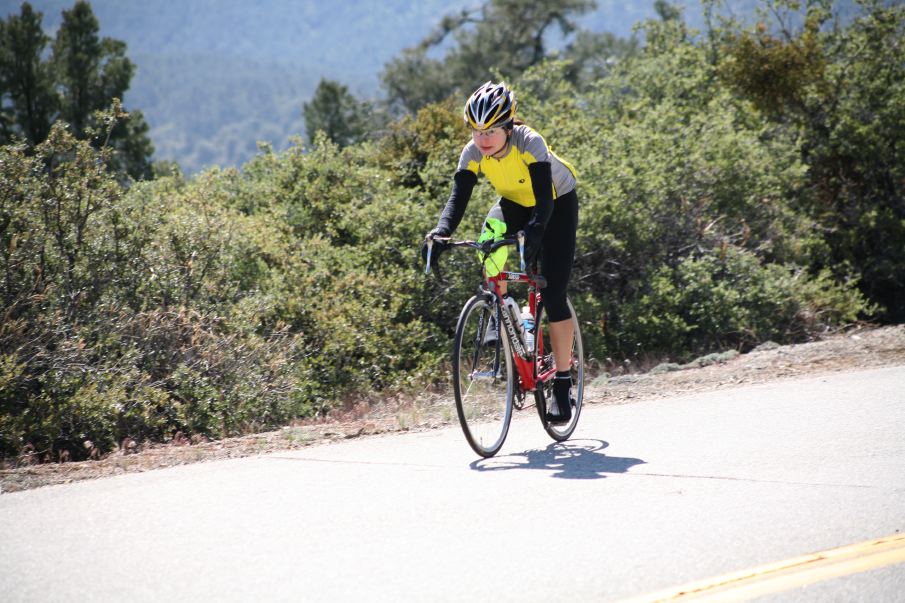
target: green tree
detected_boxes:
[380,0,597,113]
[559,29,640,88]
[53,1,119,136]
[717,0,905,321]
[0,1,153,179]
[381,48,456,115]
[51,1,153,179]
[0,3,57,145]
[654,0,683,22]
[302,78,372,148]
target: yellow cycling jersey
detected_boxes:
[457,124,577,207]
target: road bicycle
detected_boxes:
[425,233,584,458]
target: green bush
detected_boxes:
[3,0,898,462]
[617,247,874,360]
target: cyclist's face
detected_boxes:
[472,126,508,157]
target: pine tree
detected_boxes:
[0,3,57,145]
[0,1,153,179]
[302,78,371,148]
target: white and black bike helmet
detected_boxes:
[464,81,517,130]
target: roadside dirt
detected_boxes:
[2,324,903,494]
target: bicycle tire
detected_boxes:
[533,297,584,441]
[452,294,515,457]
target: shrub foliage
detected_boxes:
[1,0,899,461]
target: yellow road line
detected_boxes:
[618,533,905,602]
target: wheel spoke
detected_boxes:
[453,296,514,457]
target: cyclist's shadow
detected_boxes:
[469,439,645,480]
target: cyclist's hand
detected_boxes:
[421,227,451,267]
[522,222,544,267]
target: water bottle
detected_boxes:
[521,307,535,354]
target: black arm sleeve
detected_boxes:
[436,170,478,234]
[527,161,554,229]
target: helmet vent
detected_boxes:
[464,81,516,131]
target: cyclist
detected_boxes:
[422,81,579,425]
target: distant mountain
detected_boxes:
[3,0,833,174]
[14,0,477,172]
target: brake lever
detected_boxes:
[423,237,451,284]
[424,238,433,275]
[517,231,526,272]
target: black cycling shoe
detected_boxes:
[545,372,573,426]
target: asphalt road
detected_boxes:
[2,366,904,602]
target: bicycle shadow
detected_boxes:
[469,439,646,480]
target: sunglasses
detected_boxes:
[472,127,505,138]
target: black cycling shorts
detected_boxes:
[482,189,578,322]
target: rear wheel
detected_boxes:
[453,294,515,457]
[533,297,583,441]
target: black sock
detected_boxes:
[551,371,572,416]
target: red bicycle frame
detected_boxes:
[485,270,557,393]
[424,234,559,393]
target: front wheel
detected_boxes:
[533,297,584,441]
[453,294,515,457]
